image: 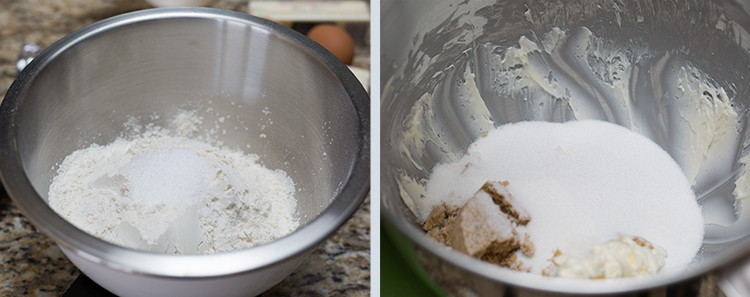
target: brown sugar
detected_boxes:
[480,181,530,225]
[423,203,460,245]
[424,181,534,271]
[451,192,519,261]
[497,254,531,272]
[633,236,655,250]
[520,233,535,258]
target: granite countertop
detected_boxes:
[0,1,370,296]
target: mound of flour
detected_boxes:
[48,127,298,254]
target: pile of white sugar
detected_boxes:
[419,120,704,274]
[48,128,298,254]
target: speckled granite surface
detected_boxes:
[0,1,370,296]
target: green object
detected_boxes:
[381,220,447,297]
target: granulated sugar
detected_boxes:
[420,120,704,274]
[119,147,214,206]
[48,123,298,254]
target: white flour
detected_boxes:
[48,116,298,254]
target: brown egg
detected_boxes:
[306,24,355,65]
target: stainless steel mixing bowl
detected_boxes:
[382,0,750,295]
[0,8,369,297]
